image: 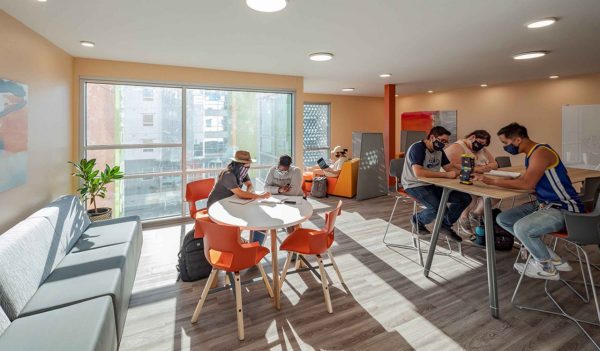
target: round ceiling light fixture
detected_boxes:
[480,84,488,88]
[427,90,434,94]
[549,75,559,79]
[309,52,334,62]
[246,0,287,13]
[379,73,392,78]
[513,51,547,60]
[80,41,95,48]
[341,88,355,92]
[527,18,557,29]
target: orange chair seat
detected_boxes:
[550,231,569,238]
[280,228,333,255]
[208,242,269,272]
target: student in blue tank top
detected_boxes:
[474,123,584,281]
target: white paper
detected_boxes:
[485,170,521,178]
[258,197,286,204]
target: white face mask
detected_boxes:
[276,169,289,176]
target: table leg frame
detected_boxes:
[271,229,280,309]
[483,196,499,318]
[423,188,450,277]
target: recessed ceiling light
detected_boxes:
[513,51,547,60]
[246,0,287,13]
[309,52,334,62]
[549,75,559,79]
[80,41,95,48]
[427,90,434,94]
[379,73,392,78]
[341,88,355,92]
[37,0,47,2]
[527,18,557,29]
[395,94,399,97]
[480,84,488,87]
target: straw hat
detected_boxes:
[231,150,256,164]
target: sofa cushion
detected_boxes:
[71,216,141,253]
[0,297,117,351]
[0,217,56,320]
[19,242,135,341]
[0,308,9,336]
[29,195,91,256]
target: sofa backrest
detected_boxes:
[0,217,57,320]
[0,307,9,336]
[28,195,91,267]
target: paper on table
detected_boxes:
[485,170,521,178]
[227,198,255,205]
[258,197,286,204]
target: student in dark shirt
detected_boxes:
[400,126,472,242]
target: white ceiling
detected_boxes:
[2,0,600,96]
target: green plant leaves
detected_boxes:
[68,158,124,211]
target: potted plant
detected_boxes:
[69,158,124,221]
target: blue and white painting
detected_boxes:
[0,79,28,192]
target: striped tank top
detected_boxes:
[525,144,584,213]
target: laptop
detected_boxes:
[316,157,330,170]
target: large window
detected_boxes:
[83,81,293,221]
[303,103,330,166]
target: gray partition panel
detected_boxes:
[355,132,388,201]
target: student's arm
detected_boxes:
[476,147,554,190]
[473,149,498,173]
[413,164,457,179]
[230,187,270,200]
[263,167,280,194]
[443,143,463,171]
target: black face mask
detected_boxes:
[432,139,446,151]
[471,140,485,152]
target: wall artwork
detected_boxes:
[401,110,458,143]
[0,79,28,192]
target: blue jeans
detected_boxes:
[405,185,472,228]
[496,202,566,261]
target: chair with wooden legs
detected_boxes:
[190,220,273,341]
[511,200,600,348]
[279,200,345,314]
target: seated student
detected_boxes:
[474,123,581,280]
[264,155,304,196]
[310,146,349,178]
[401,126,472,242]
[444,130,499,235]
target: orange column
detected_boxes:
[384,84,396,186]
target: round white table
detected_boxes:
[208,195,313,309]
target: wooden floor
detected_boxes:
[120,195,600,350]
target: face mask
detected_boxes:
[276,169,289,176]
[432,139,446,151]
[471,140,485,152]
[503,143,520,155]
[239,166,249,180]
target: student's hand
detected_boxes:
[473,174,495,185]
[259,192,272,199]
[278,185,290,193]
[445,170,458,179]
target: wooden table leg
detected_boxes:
[270,228,280,309]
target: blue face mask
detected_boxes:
[503,143,520,155]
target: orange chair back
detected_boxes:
[185,178,215,217]
[198,220,267,272]
[313,201,343,253]
[324,200,343,235]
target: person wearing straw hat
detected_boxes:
[207,150,271,209]
[310,145,349,178]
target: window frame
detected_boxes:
[80,78,295,224]
[303,102,331,162]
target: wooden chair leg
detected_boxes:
[224,271,231,286]
[191,269,218,323]
[257,262,274,298]
[280,252,294,290]
[327,249,345,285]
[316,255,333,313]
[295,254,303,270]
[234,272,244,341]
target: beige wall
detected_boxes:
[0,11,73,233]
[396,73,600,164]
[304,93,384,157]
[72,58,304,166]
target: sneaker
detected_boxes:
[546,247,572,272]
[440,226,463,242]
[458,217,474,236]
[513,260,560,281]
[410,215,431,235]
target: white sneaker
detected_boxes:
[546,247,572,272]
[514,260,560,281]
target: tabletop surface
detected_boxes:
[418,165,600,200]
[208,195,313,230]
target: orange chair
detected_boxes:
[185,178,215,238]
[190,220,273,340]
[278,200,345,313]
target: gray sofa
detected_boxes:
[0,195,142,351]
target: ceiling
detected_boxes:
[2,0,600,97]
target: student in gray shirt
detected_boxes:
[264,155,304,196]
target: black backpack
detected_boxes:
[177,229,212,282]
[471,208,514,251]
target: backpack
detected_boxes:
[176,229,212,282]
[471,209,514,251]
[311,176,328,198]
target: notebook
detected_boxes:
[485,170,521,179]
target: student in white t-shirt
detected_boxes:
[310,146,349,178]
